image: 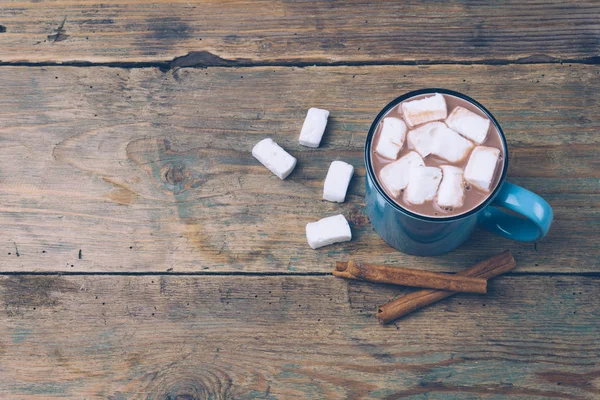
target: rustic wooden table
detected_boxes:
[0,1,599,399]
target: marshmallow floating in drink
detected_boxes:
[401,93,447,127]
[299,108,330,148]
[379,151,424,197]
[465,146,501,192]
[437,165,465,208]
[252,138,297,179]
[306,214,352,249]
[407,121,445,157]
[446,106,490,144]
[405,166,442,205]
[430,125,474,163]
[323,160,354,203]
[375,117,407,160]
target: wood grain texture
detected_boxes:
[0,274,598,399]
[0,64,598,273]
[0,0,599,64]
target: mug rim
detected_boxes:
[364,88,509,223]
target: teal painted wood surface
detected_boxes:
[0,65,597,274]
[0,275,599,399]
[0,0,598,64]
[0,1,598,398]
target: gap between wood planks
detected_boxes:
[0,51,599,71]
[0,271,599,277]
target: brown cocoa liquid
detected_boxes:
[371,93,505,218]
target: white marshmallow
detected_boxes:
[299,108,330,148]
[437,166,465,208]
[323,161,354,203]
[379,151,424,197]
[405,166,442,205]
[430,126,474,163]
[252,138,297,180]
[407,121,446,157]
[306,214,352,249]
[464,146,501,192]
[401,93,447,127]
[446,106,490,144]
[375,117,407,160]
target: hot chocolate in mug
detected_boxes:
[365,88,553,256]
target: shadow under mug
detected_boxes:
[365,88,553,256]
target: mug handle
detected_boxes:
[478,182,553,242]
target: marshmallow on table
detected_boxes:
[430,125,474,163]
[464,146,501,192]
[405,166,442,205]
[402,93,447,127]
[446,106,490,144]
[323,160,354,203]
[252,138,297,180]
[299,108,330,148]
[437,165,465,208]
[375,117,407,160]
[306,214,352,249]
[379,151,424,197]
[407,121,445,157]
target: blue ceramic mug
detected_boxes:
[365,89,553,256]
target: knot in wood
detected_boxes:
[159,162,201,195]
[157,380,209,400]
[144,365,235,399]
[162,162,190,186]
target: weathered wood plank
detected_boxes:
[0,275,598,399]
[0,64,598,273]
[0,1,599,64]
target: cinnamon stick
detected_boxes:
[334,261,487,294]
[376,250,516,325]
